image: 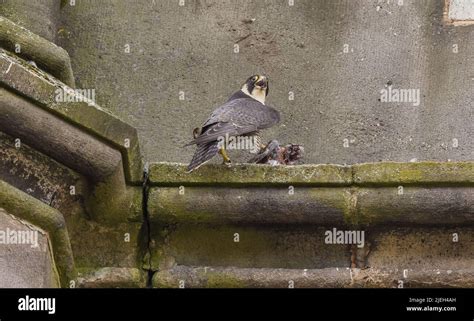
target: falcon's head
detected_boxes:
[241,75,269,105]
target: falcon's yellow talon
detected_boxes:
[219,148,232,164]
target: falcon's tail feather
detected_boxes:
[187,142,219,172]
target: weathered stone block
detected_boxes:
[355,187,474,225]
[0,208,59,288]
[148,225,350,271]
[0,50,143,183]
[148,187,350,225]
[0,180,75,286]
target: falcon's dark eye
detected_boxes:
[252,76,258,81]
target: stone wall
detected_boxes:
[55,0,474,164]
[0,0,473,288]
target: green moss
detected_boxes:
[85,169,142,224]
[149,186,350,227]
[341,188,358,226]
[204,272,247,288]
[148,188,215,224]
[148,187,237,224]
[353,162,474,186]
[69,220,142,270]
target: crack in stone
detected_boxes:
[142,162,155,287]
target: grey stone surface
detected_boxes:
[0,208,59,288]
[55,0,473,164]
[449,0,474,20]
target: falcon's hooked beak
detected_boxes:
[241,75,269,105]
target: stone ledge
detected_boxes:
[149,162,352,186]
[149,161,474,187]
[0,49,143,184]
[153,266,474,288]
[353,162,474,186]
[147,161,474,226]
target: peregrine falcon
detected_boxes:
[186,75,280,172]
